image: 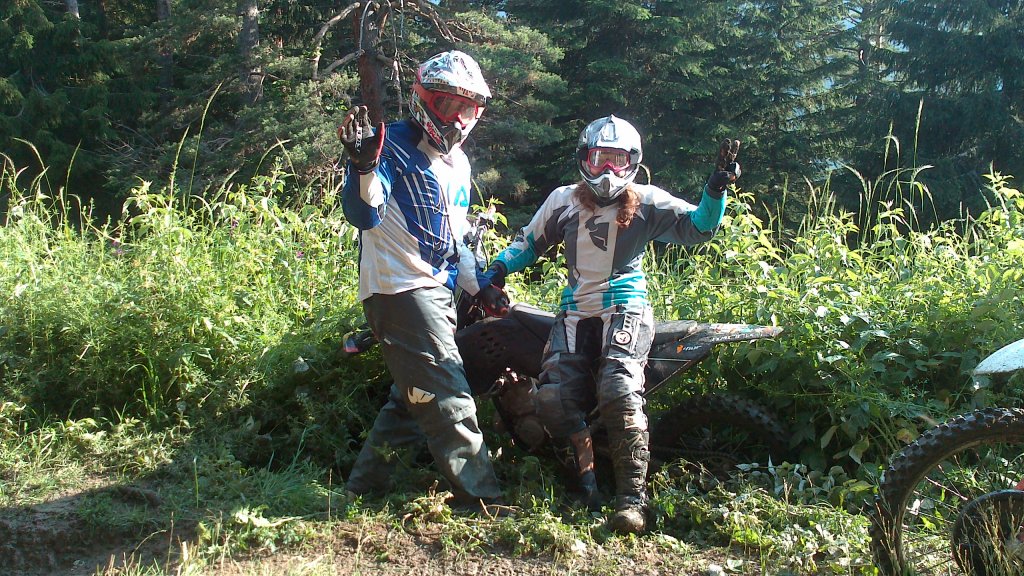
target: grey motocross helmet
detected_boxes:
[411,50,491,154]
[576,115,643,200]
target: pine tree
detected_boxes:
[0,0,141,209]
[724,0,856,218]
[825,1,907,221]
[450,10,568,216]
[881,0,1024,219]
[491,0,858,222]
[499,0,732,200]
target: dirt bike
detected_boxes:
[343,207,789,482]
[870,338,1024,576]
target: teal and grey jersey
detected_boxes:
[493,183,725,313]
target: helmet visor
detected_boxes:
[584,148,632,177]
[419,86,484,126]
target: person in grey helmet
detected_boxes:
[475,115,741,533]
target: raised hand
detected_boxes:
[708,138,742,194]
[338,105,385,172]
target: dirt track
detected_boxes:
[0,488,746,576]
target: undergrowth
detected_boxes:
[1,147,1022,573]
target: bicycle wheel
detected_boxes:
[871,407,1024,576]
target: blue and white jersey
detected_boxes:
[494,183,726,313]
[342,120,476,301]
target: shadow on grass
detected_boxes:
[0,478,195,575]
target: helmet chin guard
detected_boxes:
[587,170,636,200]
[576,115,643,200]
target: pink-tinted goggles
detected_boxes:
[583,147,632,176]
[415,84,484,126]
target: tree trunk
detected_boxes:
[238,0,262,105]
[156,0,174,101]
[353,3,385,124]
[64,0,80,19]
[96,0,109,37]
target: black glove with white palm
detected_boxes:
[706,138,742,198]
[338,105,385,173]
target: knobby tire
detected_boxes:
[870,407,1024,576]
[648,393,789,477]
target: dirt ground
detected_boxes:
[0,487,748,576]
[0,483,184,576]
[210,523,727,576]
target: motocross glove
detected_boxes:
[475,261,507,291]
[476,285,510,318]
[338,105,385,173]
[706,138,742,199]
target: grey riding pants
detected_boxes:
[535,305,655,438]
[345,285,501,503]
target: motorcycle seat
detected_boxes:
[510,303,556,343]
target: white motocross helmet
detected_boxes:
[576,115,643,200]
[411,50,492,154]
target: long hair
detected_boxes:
[573,182,640,228]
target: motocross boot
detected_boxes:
[606,427,650,535]
[552,428,602,512]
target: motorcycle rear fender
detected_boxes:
[974,337,1024,376]
[645,322,783,394]
[651,322,782,359]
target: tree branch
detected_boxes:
[312,0,463,82]
[322,51,362,77]
[312,2,364,80]
[402,0,457,44]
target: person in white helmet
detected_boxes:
[480,115,741,533]
[337,50,505,510]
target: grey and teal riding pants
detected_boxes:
[534,305,655,439]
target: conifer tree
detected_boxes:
[449,10,568,215]
[503,0,856,221]
[500,0,731,198]
[0,0,140,208]
[724,0,856,216]
[825,1,906,220]
[880,0,1024,218]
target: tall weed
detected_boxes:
[0,158,382,468]
[627,170,1024,471]
[1,147,1022,479]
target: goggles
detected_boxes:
[582,147,633,177]
[415,84,484,127]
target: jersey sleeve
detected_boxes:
[493,189,568,275]
[341,151,397,230]
[454,226,484,295]
[647,184,727,244]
